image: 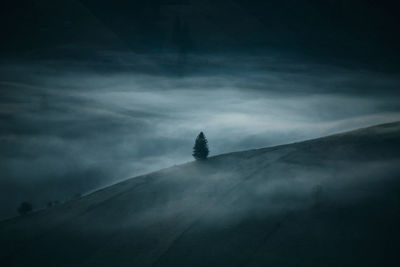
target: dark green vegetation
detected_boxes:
[192,132,209,160]
[17,202,32,216]
[1,122,400,266]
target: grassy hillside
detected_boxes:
[1,121,400,266]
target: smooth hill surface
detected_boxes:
[1,122,400,266]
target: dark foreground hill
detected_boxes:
[1,122,400,267]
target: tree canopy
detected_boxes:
[18,201,32,216]
[192,132,209,160]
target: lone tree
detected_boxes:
[18,201,32,216]
[193,132,209,160]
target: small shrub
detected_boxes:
[18,202,32,216]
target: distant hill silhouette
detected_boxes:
[1,0,399,69]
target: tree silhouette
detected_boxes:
[18,201,32,216]
[193,132,209,160]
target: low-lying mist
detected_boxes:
[1,53,400,219]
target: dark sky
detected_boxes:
[1,0,400,219]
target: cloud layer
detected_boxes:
[1,54,400,219]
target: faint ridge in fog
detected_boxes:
[1,121,400,266]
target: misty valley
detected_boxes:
[1,1,400,266]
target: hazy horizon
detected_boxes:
[1,0,400,220]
